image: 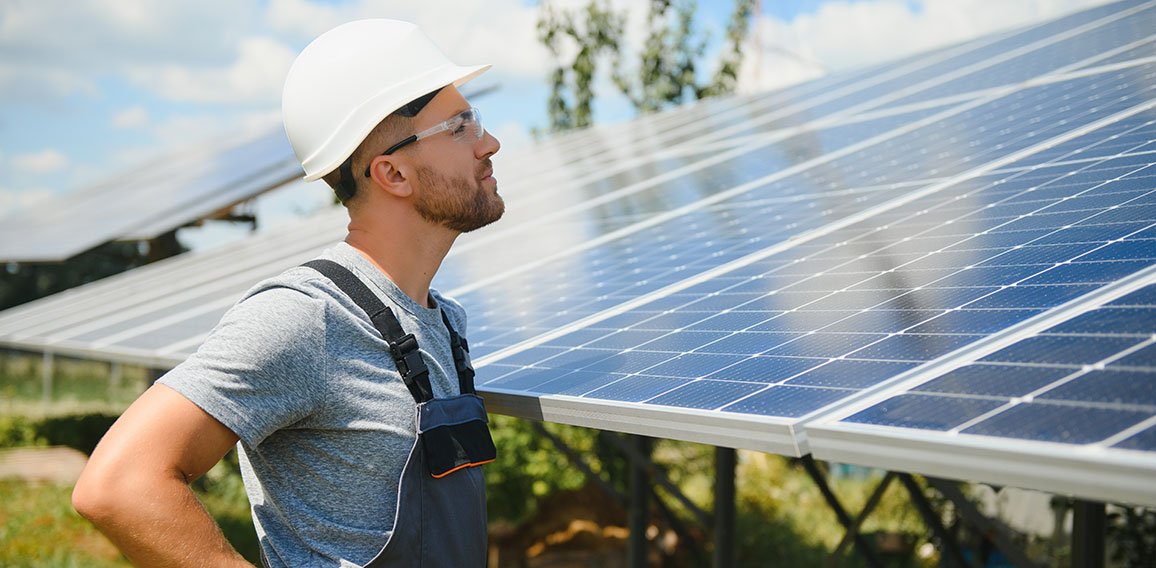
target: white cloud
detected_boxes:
[128,36,298,104]
[739,0,1113,93]
[0,187,54,215]
[264,0,550,78]
[12,149,69,174]
[111,106,150,129]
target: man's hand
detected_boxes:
[73,383,255,567]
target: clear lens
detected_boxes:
[450,108,483,142]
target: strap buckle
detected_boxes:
[389,334,422,375]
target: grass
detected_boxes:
[0,464,260,568]
[0,481,129,568]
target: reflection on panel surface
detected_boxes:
[477,112,1156,425]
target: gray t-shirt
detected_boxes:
[159,242,467,568]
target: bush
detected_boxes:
[0,415,46,449]
[0,412,118,455]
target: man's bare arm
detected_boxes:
[73,383,254,567]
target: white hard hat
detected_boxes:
[282,19,490,181]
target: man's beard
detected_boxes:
[413,160,504,233]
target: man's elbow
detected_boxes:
[72,463,116,523]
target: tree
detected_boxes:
[537,0,758,133]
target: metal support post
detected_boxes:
[628,435,652,568]
[924,477,1042,568]
[1071,500,1105,568]
[897,473,971,568]
[714,446,735,568]
[826,471,897,568]
[801,456,884,568]
[109,362,123,401]
[41,351,54,412]
[599,431,712,527]
[529,421,626,505]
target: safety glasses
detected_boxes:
[364,107,484,177]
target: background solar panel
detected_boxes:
[0,126,299,262]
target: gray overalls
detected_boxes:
[304,260,495,567]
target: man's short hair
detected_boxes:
[321,88,443,207]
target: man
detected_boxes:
[73,19,502,567]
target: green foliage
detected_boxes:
[612,0,706,113]
[537,0,758,133]
[193,451,262,564]
[485,415,595,524]
[0,481,130,568]
[1108,506,1156,568]
[537,0,624,132]
[34,413,119,456]
[0,415,47,449]
[0,412,116,454]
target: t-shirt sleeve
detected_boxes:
[159,286,328,448]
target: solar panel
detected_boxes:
[0,125,300,262]
[808,270,1156,505]
[1,0,1154,506]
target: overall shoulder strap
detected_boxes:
[440,310,476,394]
[302,259,434,403]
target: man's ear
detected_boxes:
[367,155,412,198]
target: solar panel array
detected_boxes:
[0,126,300,262]
[1,0,1154,505]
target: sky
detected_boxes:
[0,0,1114,220]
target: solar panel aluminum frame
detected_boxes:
[807,422,1156,507]
[481,388,810,456]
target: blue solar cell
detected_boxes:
[539,327,619,348]
[981,335,1142,364]
[966,284,1102,308]
[850,333,984,361]
[1032,222,1150,245]
[637,330,729,352]
[1020,260,1155,285]
[1048,307,1156,334]
[535,348,618,370]
[1079,240,1156,261]
[962,403,1153,444]
[532,370,627,396]
[753,310,861,332]
[907,309,1044,334]
[704,356,824,383]
[581,351,676,374]
[844,393,1004,430]
[694,331,799,355]
[685,311,775,331]
[822,310,944,333]
[584,375,690,402]
[646,379,765,410]
[485,366,572,392]
[643,353,750,379]
[785,359,919,389]
[1113,424,1156,451]
[912,364,1074,397]
[765,333,889,358]
[1112,344,1156,368]
[1039,369,1156,406]
[1108,283,1156,307]
[877,287,1001,310]
[722,385,851,418]
[585,329,667,350]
